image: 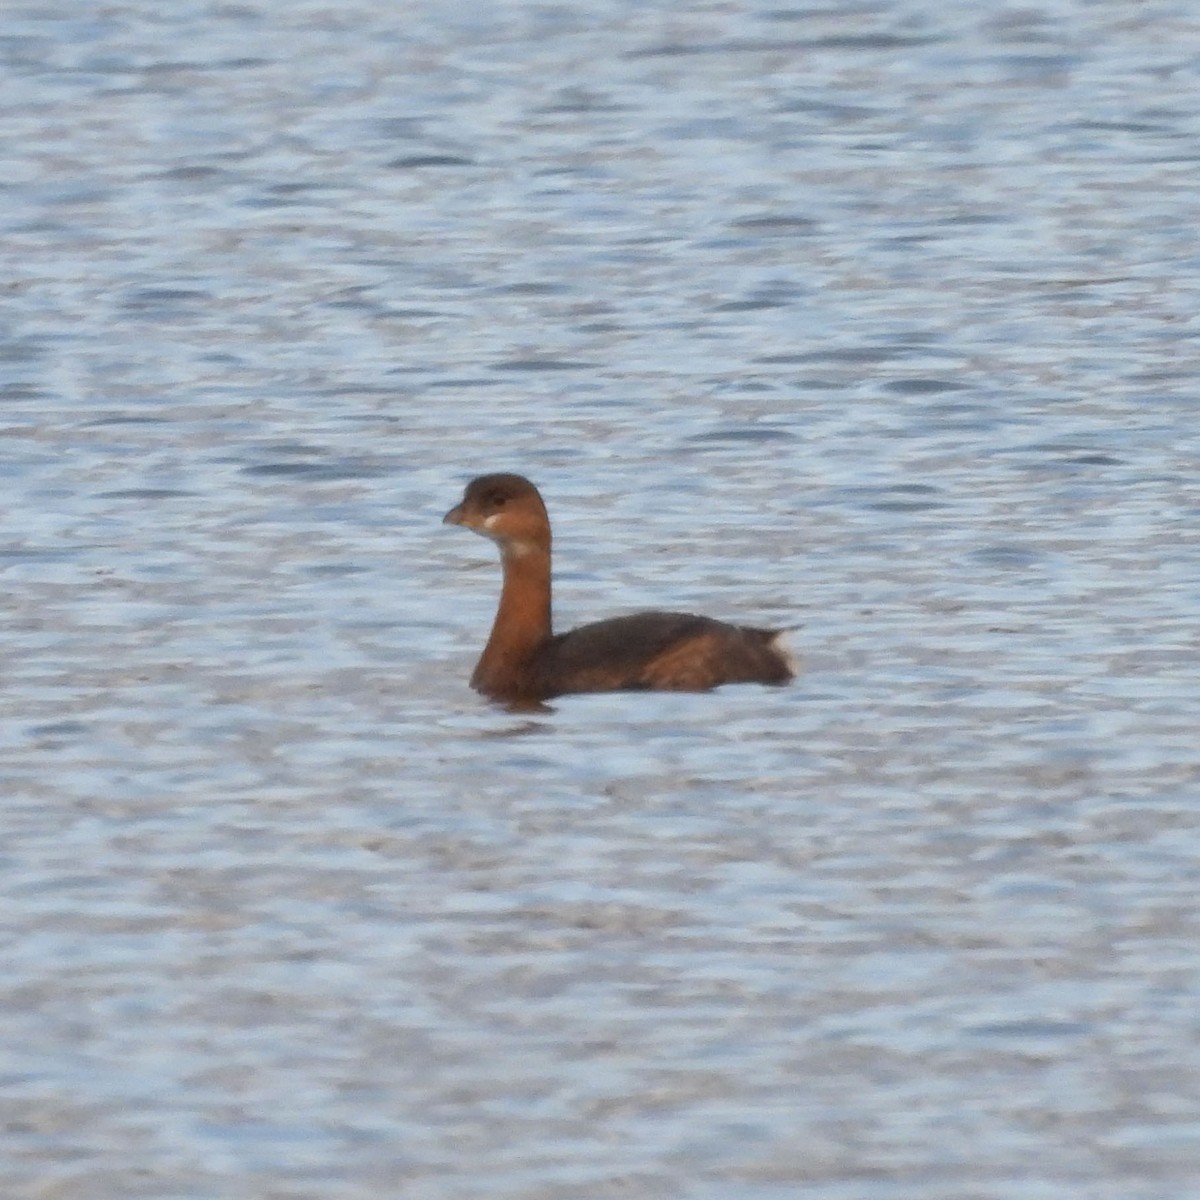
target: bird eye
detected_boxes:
[491,494,507,508]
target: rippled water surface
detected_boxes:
[3,2,1200,1197]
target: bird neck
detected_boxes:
[472,541,553,693]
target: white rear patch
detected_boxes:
[770,629,799,673]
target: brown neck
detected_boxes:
[472,542,553,694]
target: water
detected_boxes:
[2,2,1199,1197]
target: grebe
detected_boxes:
[443,473,794,703]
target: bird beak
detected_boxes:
[443,503,466,526]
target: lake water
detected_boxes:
[2,2,1199,1197]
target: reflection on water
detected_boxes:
[2,1,1200,1197]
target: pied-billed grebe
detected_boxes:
[443,473,794,703]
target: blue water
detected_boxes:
[2,2,1199,1197]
